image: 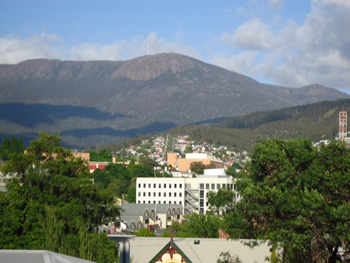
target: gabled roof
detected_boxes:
[148,233,192,263]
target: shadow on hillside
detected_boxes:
[0,103,129,128]
[60,122,177,138]
[0,122,177,147]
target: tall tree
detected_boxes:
[0,132,120,262]
[225,138,350,263]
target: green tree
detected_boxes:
[137,227,156,237]
[190,161,205,174]
[0,138,10,160]
[0,132,120,262]
[179,212,222,238]
[208,188,236,214]
[184,145,193,153]
[227,138,350,263]
[126,185,136,203]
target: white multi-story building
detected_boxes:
[136,168,238,214]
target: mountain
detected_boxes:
[0,53,348,147]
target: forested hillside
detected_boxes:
[108,99,350,152]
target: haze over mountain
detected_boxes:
[0,53,347,147]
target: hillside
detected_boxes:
[0,53,348,147]
[108,99,349,152]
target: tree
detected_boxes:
[190,161,205,174]
[208,188,236,214]
[179,212,222,238]
[0,132,120,262]
[137,227,156,237]
[126,185,136,203]
[226,138,350,263]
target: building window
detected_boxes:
[153,201,156,204]
[169,184,172,188]
[164,184,166,188]
[153,192,156,197]
[217,184,221,189]
[206,183,209,189]
[174,184,177,188]
[222,184,226,189]
[174,201,177,204]
[159,183,161,188]
[138,192,140,196]
[148,192,151,197]
[138,183,141,188]
[200,183,204,189]
[143,192,146,196]
[211,183,215,190]
[159,192,161,197]
[164,192,166,197]
[138,201,140,204]
[169,193,172,197]
[154,183,156,188]
[169,201,171,204]
[179,184,182,188]
[174,193,177,197]
[144,183,146,188]
[164,201,166,204]
[179,192,182,197]
[148,201,151,204]
[159,201,161,204]
[179,201,182,204]
[149,183,151,188]
[143,201,145,204]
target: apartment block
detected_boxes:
[136,168,237,214]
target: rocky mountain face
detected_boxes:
[0,53,348,147]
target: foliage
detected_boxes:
[126,185,136,203]
[0,136,25,161]
[140,158,158,168]
[137,227,156,237]
[0,132,120,262]
[217,251,243,263]
[178,212,222,238]
[225,138,350,263]
[88,149,112,162]
[208,188,236,214]
[190,161,206,174]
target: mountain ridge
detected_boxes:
[0,53,348,147]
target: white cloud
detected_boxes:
[0,32,200,64]
[221,18,275,51]
[214,0,350,90]
[0,33,65,64]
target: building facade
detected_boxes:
[136,169,237,214]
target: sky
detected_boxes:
[0,0,349,92]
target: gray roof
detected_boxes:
[0,250,95,263]
[121,203,183,216]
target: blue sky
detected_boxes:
[0,0,349,92]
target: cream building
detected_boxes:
[136,168,237,214]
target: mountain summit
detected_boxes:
[0,53,347,147]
